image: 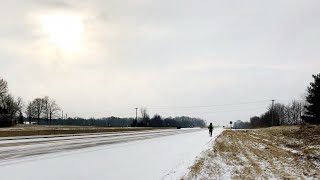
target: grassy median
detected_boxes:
[0,124,156,137]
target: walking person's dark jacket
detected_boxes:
[208,123,214,136]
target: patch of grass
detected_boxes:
[189,158,205,175]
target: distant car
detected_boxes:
[177,126,181,129]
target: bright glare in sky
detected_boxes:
[42,14,84,52]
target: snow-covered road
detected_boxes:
[0,128,223,180]
[0,128,202,163]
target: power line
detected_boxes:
[58,100,277,118]
[151,103,268,113]
[147,100,270,110]
[159,106,268,115]
[274,99,305,102]
[62,100,270,115]
[190,106,268,114]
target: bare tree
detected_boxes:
[291,101,299,124]
[272,103,286,125]
[0,78,8,109]
[0,94,19,127]
[16,97,24,124]
[0,78,22,127]
[292,100,305,124]
[33,98,44,125]
[27,97,61,125]
[48,99,60,125]
[42,96,61,125]
[0,78,8,97]
[140,108,148,119]
[25,102,36,125]
[15,97,24,117]
[42,96,50,124]
[284,100,305,125]
[140,108,150,126]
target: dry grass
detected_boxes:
[0,124,156,137]
[189,158,205,175]
[185,126,320,179]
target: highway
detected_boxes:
[0,128,202,165]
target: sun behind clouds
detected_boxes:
[42,13,84,52]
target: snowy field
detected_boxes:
[0,128,223,180]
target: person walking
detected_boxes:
[208,123,214,137]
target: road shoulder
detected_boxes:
[183,126,320,179]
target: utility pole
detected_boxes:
[135,108,138,121]
[61,110,64,125]
[271,99,275,126]
[134,108,138,127]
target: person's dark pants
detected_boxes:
[209,130,212,136]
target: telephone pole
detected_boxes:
[271,99,275,126]
[135,108,138,121]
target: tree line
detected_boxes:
[234,100,306,129]
[0,77,206,128]
[30,114,206,128]
[0,77,61,127]
[234,73,320,129]
[21,108,206,128]
[25,96,60,125]
[131,108,206,128]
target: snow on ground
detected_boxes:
[185,128,320,179]
[0,128,223,180]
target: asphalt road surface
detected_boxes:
[0,128,202,165]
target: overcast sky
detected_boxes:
[1,0,319,125]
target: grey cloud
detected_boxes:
[0,0,319,124]
[31,0,73,9]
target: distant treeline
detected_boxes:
[234,73,320,129]
[24,115,206,128]
[233,100,305,129]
